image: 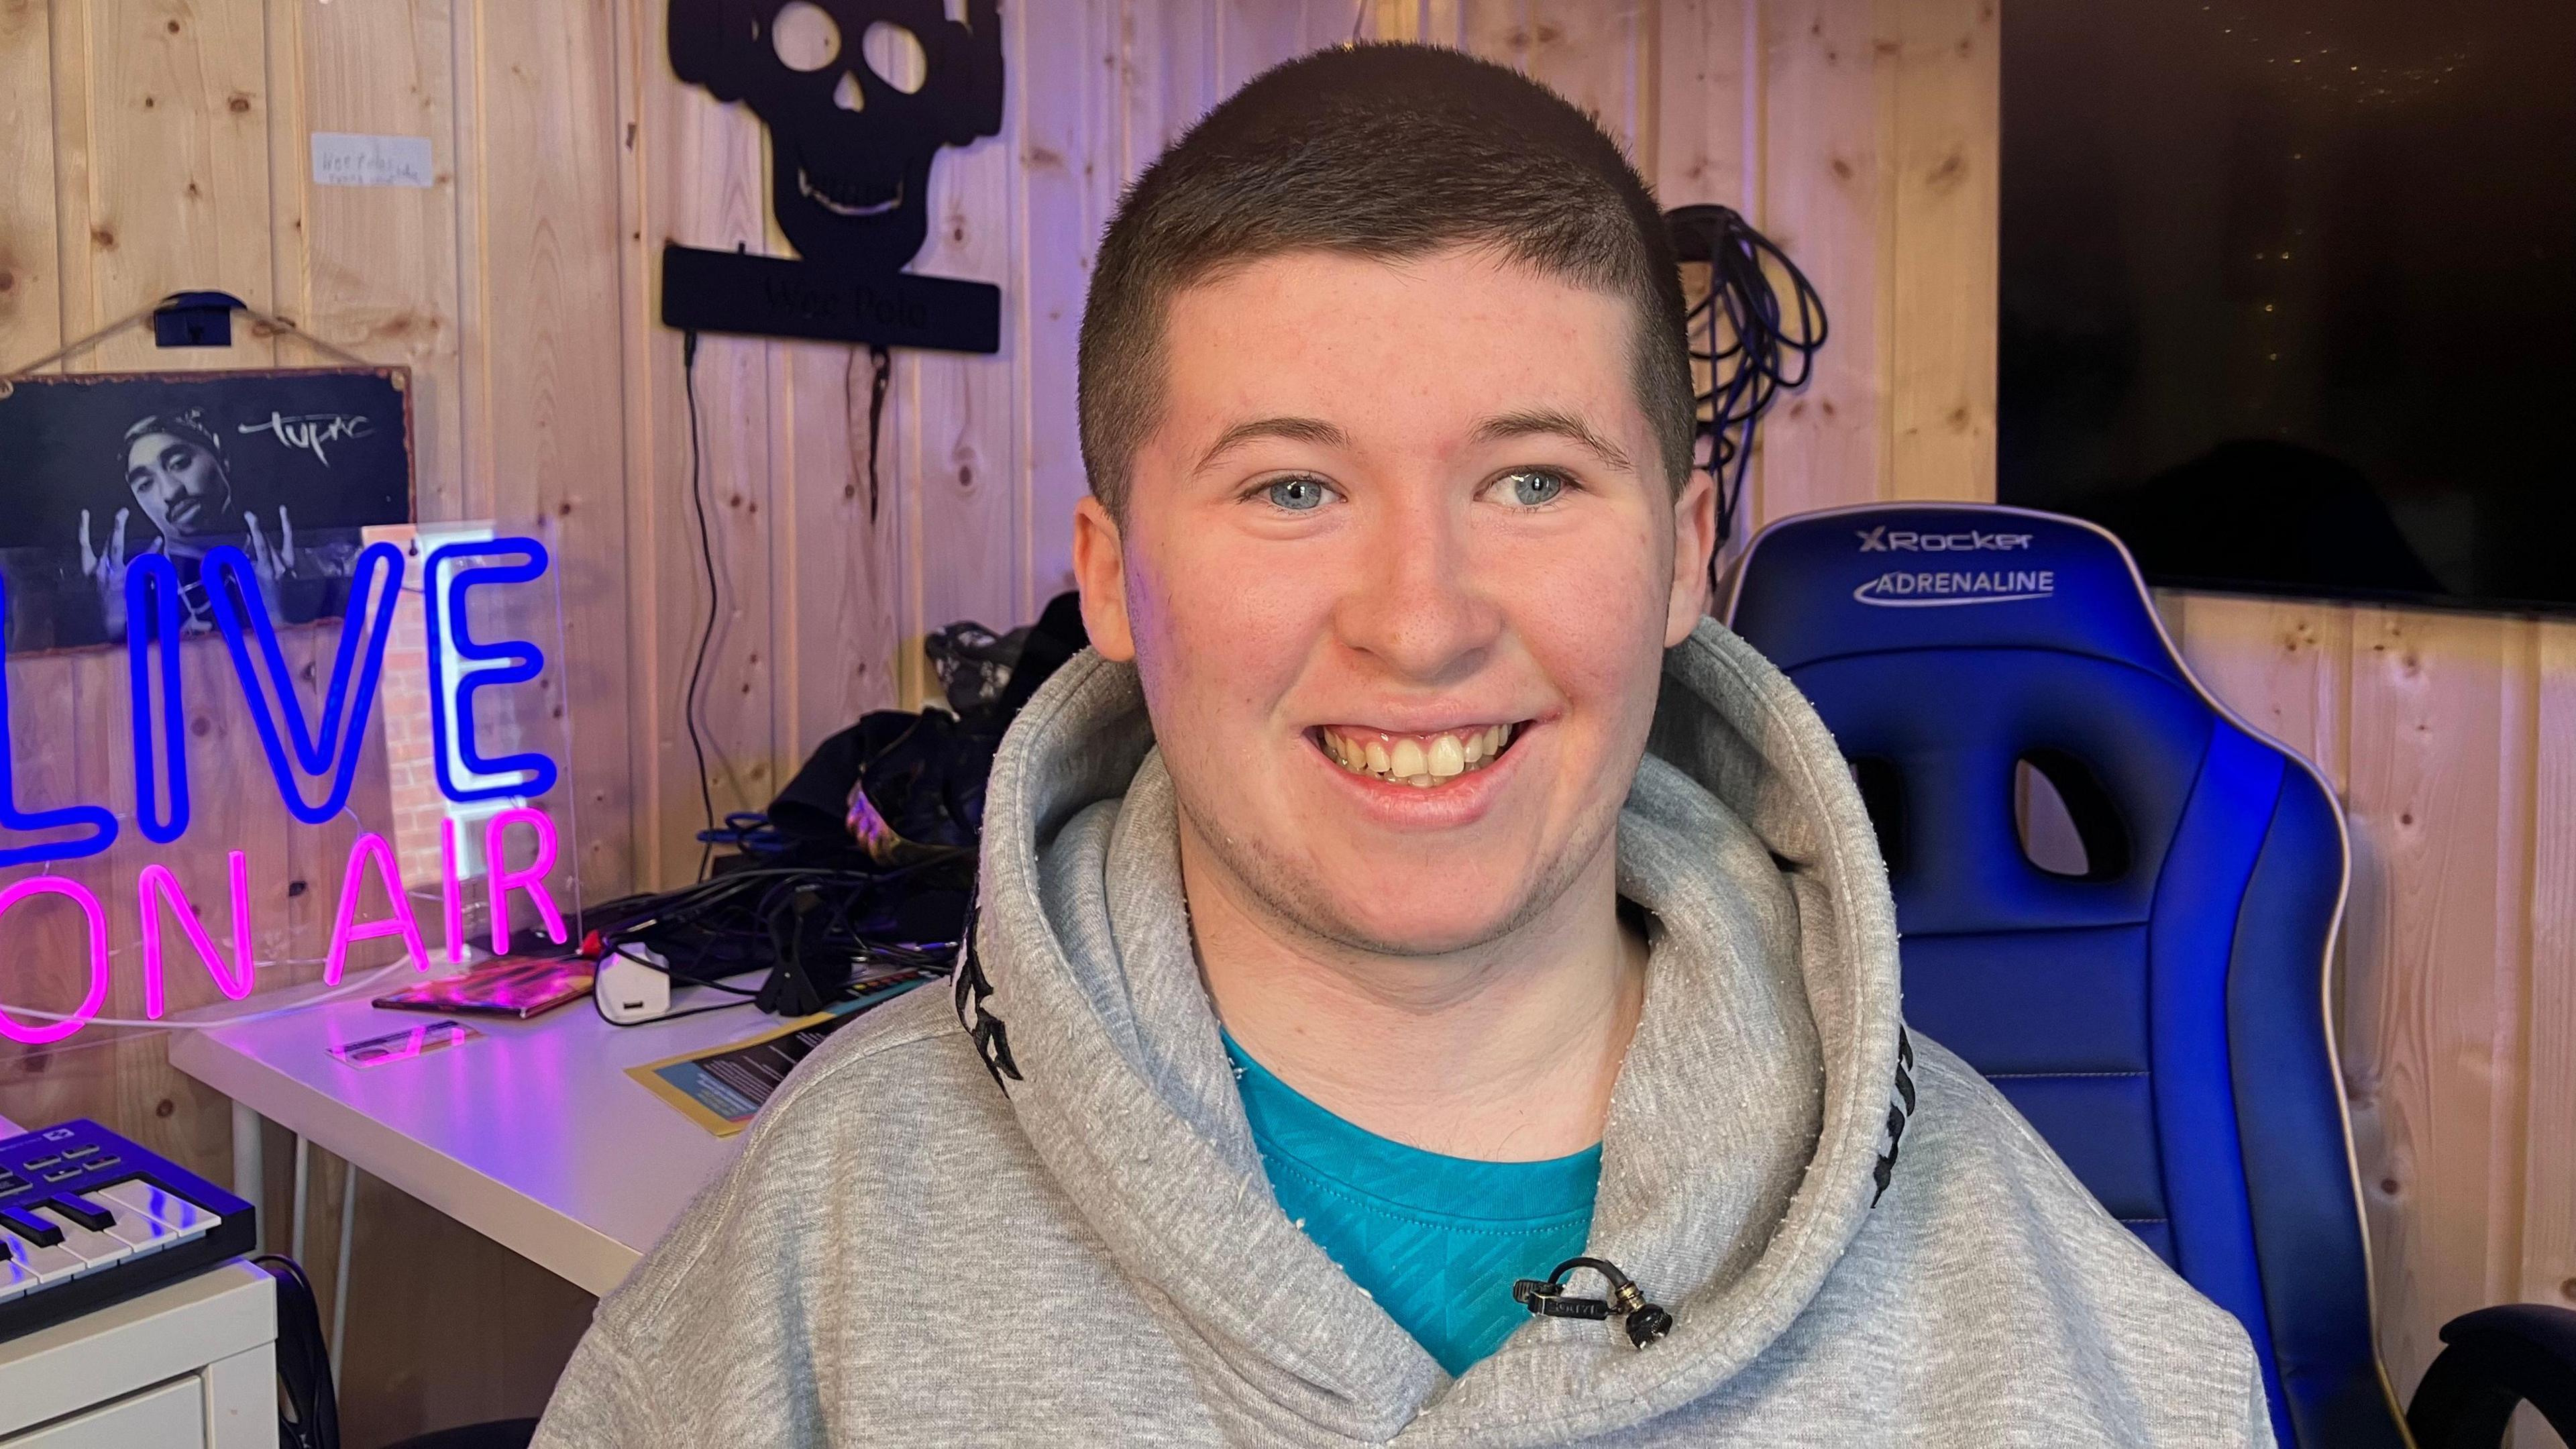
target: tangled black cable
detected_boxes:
[859,343,891,523]
[682,330,722,881]
[676,335,893,884]
[585,864,961,1025]
[256,1254,341,1449]
[1666,204,1829,562]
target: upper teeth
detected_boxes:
[1320,724,1516,788]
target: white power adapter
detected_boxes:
[594,946,674,1024]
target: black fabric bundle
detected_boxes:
[765,589,1087,865]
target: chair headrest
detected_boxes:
[1723,504,2184,684]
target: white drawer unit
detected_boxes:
[7,1377,203,1448]
[0,1260,275,1449]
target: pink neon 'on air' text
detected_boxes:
[485,807,568,956]
[1,808,567,1024]
[0,877,111,1045]
[140,854,256,1018]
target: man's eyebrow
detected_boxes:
[1194,416,1349,474]
[1472,409,1635,473]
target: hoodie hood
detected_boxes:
[965,619,1908,1446]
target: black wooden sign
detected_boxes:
[661,0,1005,352]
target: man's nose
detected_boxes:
[1332,496,1501,682]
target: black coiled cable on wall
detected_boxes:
[1666,203,1829,564]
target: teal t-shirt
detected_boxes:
[1222,1033,1601,1377]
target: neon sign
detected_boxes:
[0,534,568,1044]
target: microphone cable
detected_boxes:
[1666,203,1829,567]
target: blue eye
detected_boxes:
[1499,469,1568,507]
[1265,476,1333,511]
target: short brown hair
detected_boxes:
[1077,43,1692,519]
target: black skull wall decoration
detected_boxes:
[661,0,1005,352]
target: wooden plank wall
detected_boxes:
[25,0,2565,1442]
[633,0,2002,894]
[2167,592,2576,1419]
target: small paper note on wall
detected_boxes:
[311,132,435,189]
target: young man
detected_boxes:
[537,45,2270,1446]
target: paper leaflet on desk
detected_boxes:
[328,1019,483,1069]
[628,967,941,1136]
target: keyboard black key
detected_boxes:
[0,1228,82,1301]
[0,1206,64,1248]
[20,1157,58,1172]
[47,1195,113,1233]
[61,1145,97,1160]
[34,1207,133,1274]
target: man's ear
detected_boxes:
[1664,469,1717,646]
[1071,494,1138,661]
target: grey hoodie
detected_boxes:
[534,621,2273,1446]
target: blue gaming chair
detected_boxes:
[1724,502,2576,1449]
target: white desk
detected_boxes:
[168,980,769,1296]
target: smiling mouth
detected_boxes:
[797,168,904,217]
[1312,723,1523,788]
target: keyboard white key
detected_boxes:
[0,1230,85,1302]
[86,1201,170,1257]
[32,1206,136,1277]
[95,1179,218,1247]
